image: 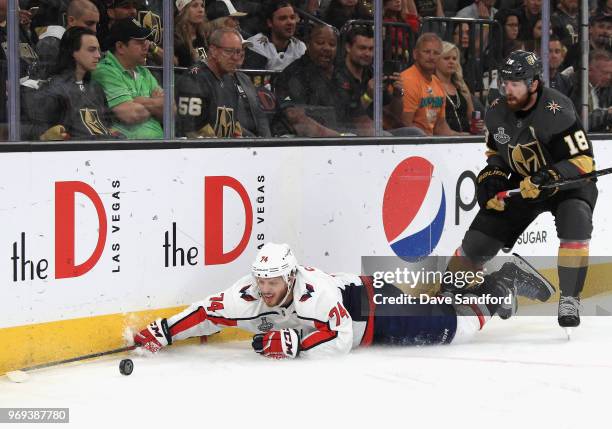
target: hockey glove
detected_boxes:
[520,169,560,199]
[252,329,300,359]
[476,165,511,211]
[134,318,172,353]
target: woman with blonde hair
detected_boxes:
[174,0,209,67]
[435,41,483,134]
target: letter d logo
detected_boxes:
[205,176,253,265]
[55,181,107,279]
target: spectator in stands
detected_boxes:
[230,53,273,137]
[383,0,419,65]
[563,14,612,70]
[205,0,247,36]
[106,0,138,21]
[516,0,542,42]
[400,33,468,136]
[570,49,612,131]
[524,17,548,53]
[0,0,38,78]
[552,0,578,52]
[452,21,486,95]
[493,9,520,59]
[593,0,612,16]
[413,0,443,18]
[590,14,612,51]
[275,24,373,136]
[232,0,264,36]
[549,35,572,97]
[244,0,306,71]
[383,0,419,33]
[324,0,372,31]
[176,27,246,137]
[435,41,483,134]
[174,0,208,67]
[334,26,418,135]
[92,18,164,139]
[35,0,100,79]
[28,27,117,140]
[456,0,497,20]
[98,0,138,51]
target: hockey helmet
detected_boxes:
[499,50,542,85]
[252,243,298,284]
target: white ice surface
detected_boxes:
[1,315,611,429]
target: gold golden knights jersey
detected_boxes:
[485,86,596,205]
[164,267,375,357]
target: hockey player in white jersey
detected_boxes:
[134,243,555,358]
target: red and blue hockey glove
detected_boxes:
[252,329,300,359]
[134,318,172,353]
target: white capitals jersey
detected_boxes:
[246,33,306,71]
[165,266,370,357]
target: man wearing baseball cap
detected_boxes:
[563,13,612,70]
[92,18,164,139]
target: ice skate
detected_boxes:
[558,295,580,328]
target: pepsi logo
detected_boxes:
[382,157,446,261]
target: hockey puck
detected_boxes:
[119,359,133,376]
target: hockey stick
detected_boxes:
[5,345,136,382]
[496,167,612,200]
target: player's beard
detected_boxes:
[506,90,535,111]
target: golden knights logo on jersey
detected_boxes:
[195,47,208,63]
[1,41,38,64]
[80,108,110,136]
[213,106,238,137]
[509,127,548,176]
[138,10,163,45]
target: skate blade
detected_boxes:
[511,253,557,300]
[565,327,572,341]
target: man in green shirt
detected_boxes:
[92,18,164,139]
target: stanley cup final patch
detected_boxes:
[494,127,511,144]
[257,317,273,332]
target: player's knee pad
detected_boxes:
[460,230,504,266]
[555,199,593,241]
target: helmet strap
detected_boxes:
[279,270,297,307]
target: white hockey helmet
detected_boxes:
[252,243,298,284]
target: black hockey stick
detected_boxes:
[6,345,135,379]
[496,167,612,200]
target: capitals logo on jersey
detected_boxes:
[299,284,315,302]
[383,157,445,261]
[239,285,257,302]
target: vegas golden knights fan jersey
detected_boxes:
[175,65,242,138]
[28,72,115,140]
[484,86,596,205]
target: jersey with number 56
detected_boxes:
[175,64,242,138]
[484,86,595,203]
[164,266,358,357]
